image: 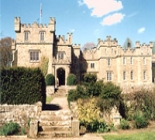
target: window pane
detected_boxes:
[30,51,39,61]
[123,71,126,80]
[24,32,28,41]
[40,32,44,41]
[107,72,112,81]
[108,58,110,66]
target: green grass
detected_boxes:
[103,130,155,140]
[46,96,53,103]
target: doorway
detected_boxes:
[57,68,65,85]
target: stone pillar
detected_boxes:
[28,120,38,138]
[72,119,79,137]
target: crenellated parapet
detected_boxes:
[97,36,118,48]
[83,37,153,60]
[14,17,56,33]
[119,41,153,56]
[73,44,81,49]
[57,33,73,45]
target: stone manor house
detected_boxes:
[11,17,154,91]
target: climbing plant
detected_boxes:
[40,56,49,77]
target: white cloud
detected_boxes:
[138,27,145,34]
[82,0,123,17]
[101,13,125,26]
[78,0,84,6]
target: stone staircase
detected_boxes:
[54,87,67,97]
[38,110,73,138]
[37,86,79,138]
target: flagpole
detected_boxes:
[40,3,42,24]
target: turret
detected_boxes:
[14,17,21,32]
[48,17,56,32]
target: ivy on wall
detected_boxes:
[40,56,49,77]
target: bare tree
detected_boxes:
[82,42,96,51]
[0,37,12,67]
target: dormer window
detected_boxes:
[24,31,29,41]
[40,31,45,41]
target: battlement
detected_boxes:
[73,44,81,48]
[135,41,153,48]
[14,17,56,32]
[97,36,118,48]
[57,33,73,45]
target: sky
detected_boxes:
[0,0,155,48]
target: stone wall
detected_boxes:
[0,102,42,127]
[46,86,55,96]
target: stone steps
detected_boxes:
[38,130,72,138]
[39,120,71,126]
[38,109,73,138]
[54,86,67,97]
[41,125,71,131]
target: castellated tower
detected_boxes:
[11,17,81,86]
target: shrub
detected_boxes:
[134,115,149,129]
[97,82,123,113]
[45,74,55,85]
[0,67,46,104]
[85,80,103,97]
[67,85,86,103]
[81,120,110,133]
[0,121,20,136]
[78,98,110,132]
[99,82,121,99]
[67,74,77,85]
[119,119,130,130]
[124,89,155,121]
[83,73,97,84]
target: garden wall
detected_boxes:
[121,83,155,94]
[0,102,42,127]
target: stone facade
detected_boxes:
[11,17,154,90]
[82,36,153,91]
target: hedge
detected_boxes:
[67,74,77,85]
[0,67,46,104]
[45,74,55,85]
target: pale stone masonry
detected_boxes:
[83,37,153,91]
[11,17,154,91]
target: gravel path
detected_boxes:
[51,97,69,110]
[0,133,103,140]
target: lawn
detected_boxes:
[46,96,53,103]
[103,130,155,140]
